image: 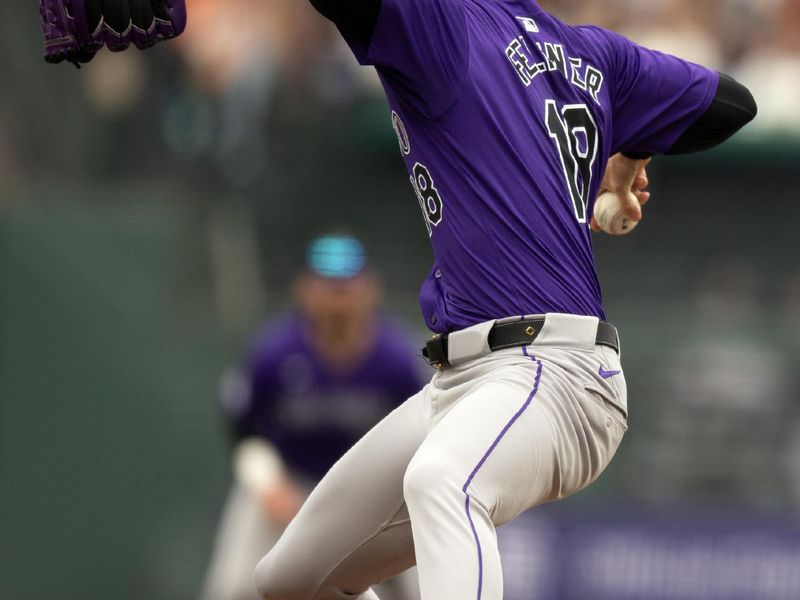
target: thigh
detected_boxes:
[256,385,432,598]
[418,347,626,524]
[415,360,554,525]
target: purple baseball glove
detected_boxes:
[40,0,187,67]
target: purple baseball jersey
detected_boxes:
[342,0,719,333]
[223,314,425,481]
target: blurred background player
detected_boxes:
[199,234,424,600]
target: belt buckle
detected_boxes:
[423,334,448,370]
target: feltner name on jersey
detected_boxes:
[505,18,604,105]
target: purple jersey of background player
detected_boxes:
[223,313,424,481]
[342,0,719,333]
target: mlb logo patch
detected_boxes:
[516,17,539,33]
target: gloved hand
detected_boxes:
[40,0,187,67]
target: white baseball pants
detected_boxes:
[255,314,628,600]
[200,483,419,600]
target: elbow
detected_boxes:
[710,72,758,138]
[738,82,758,125]
[725,73,758,127]
[714,78,758,144]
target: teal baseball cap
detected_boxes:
[305,235,367,279]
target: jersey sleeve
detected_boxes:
[341,0,468,118]
[220,361,275,441]
[220,327,285,441]
[596,28,720,156]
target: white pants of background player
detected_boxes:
[255,314,628,600]
[199,483,421,600]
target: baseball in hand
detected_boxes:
[593,191,640,235]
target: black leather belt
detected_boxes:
[423,318,619,368]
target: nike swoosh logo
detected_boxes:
[599,366,622,379]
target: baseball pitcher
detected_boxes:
[36,1,756,599]
[252,1,756,599]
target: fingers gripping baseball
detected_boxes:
[591,155,651,234]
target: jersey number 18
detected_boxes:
[545,100,599,223]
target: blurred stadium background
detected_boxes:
[1,1,800,599]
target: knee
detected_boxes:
[402,450,463,508]
[254,551,306,600]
